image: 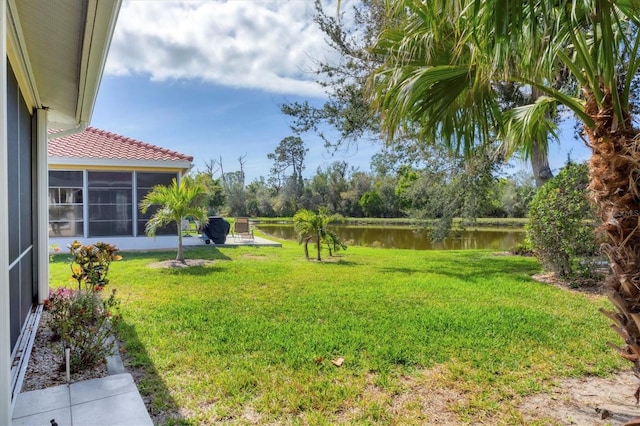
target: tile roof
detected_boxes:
[48,127,193,162]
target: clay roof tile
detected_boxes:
[48,127,193,162]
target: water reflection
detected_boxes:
[256,224,525,251]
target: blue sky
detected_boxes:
[91,75,381,183]
[90,0,590,183]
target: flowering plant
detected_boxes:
[69,240,122,291]
[45,286,121,370]
[44,241,123,371]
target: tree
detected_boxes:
[222,170,247,217]
[494,83,559,187]
[342,170,374,217]
[359,190,384,217]
[139,177,207,263]
[400,149,501,240]
[374,176,403,217]
[192,171,225,215]
[499,171,537,218]
[323,227,347,257]
[281,0,383,149]
[322,161,350,212]
[208,155,248,217]
[268,136,308,199]
[293,208,345,261]
[245,177,276,217]
[272,179,301,217]
[370,0,640,393]
[293,209,319,260]
[285,0,556,187]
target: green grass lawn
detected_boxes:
[50,241,623,425]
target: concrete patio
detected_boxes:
[183,233,282,247]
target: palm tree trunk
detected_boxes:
[316,233,322,261]
[176,231,185,263]
[586,88,640,378]
[303,238,310,260]
[529,88,553,188]
[530,138,553,188]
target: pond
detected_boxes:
[256,224,525,251]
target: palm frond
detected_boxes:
[144,208,173,237]
[139,177,208,238]
[500,96,559,159]
[372,0,638,156]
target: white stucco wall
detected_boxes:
[49,235,207,253]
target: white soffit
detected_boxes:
[9,0,120,128]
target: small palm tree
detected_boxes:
[293,209,318,260]
[323,228,347,257]
[139,177,208,263]
[293,208,345,261]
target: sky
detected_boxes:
[91,0,591,184]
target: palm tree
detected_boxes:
[139,177,208,263]
[293,209,314,260]
[324,228,347,257]
[293,209,345,261]
[370,0,640,392]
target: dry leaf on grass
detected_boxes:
[332,357,344,367]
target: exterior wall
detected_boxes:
[1,2,11,422]
[51,235,192,252]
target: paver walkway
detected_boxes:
[12,374,152,426]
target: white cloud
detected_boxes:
[106,0,342,97]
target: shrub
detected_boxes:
[526,162,599,276]
[45,286,121,370]
[69,240,121,291]
[45,241,123,371]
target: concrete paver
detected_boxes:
[12,374,152,426]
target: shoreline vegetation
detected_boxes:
[253,216,528,228]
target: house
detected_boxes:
[48,127,194,251]
[0,1,122,423]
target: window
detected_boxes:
[48,170,183,238]
[88,172,132,236]
[49,171,84,237]
[136,172,178,236]
[8,61,37,350]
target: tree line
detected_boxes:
[192,135,537,226]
